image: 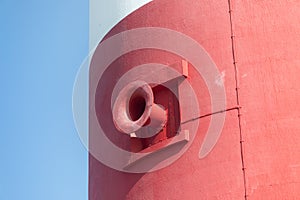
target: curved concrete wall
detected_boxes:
[89,1,300,199]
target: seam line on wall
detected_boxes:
[181,106,241,124]
[227,0,248,199]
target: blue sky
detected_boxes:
[0,0,88,199]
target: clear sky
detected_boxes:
[0,0,88,199]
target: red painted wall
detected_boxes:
[89,0,300,199]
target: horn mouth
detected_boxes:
[128,86,148,122]
[112,80,166,136]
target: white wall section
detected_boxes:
[89,0,152,49]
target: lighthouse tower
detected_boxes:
[88,0,300,199]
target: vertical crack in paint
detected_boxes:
[227,0,248,199]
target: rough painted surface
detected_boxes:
[232,0,300,199]
[89,0,300,199]
[90,112,244,199]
